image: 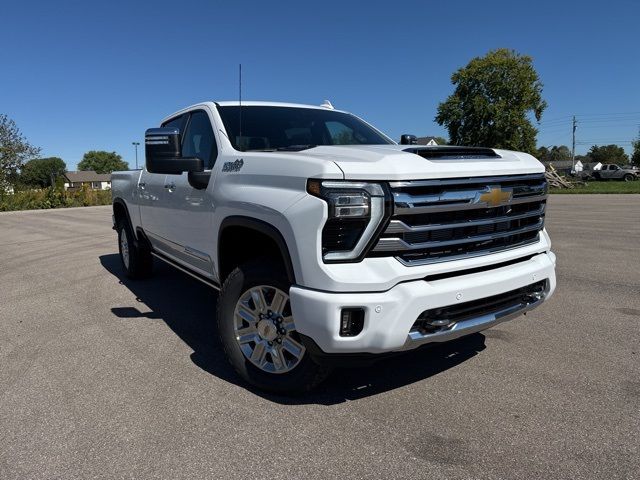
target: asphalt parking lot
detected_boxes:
[1,195,639,479]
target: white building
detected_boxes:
[63,171,112,190]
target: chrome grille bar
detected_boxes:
[384,204,546,234]
[375,220,544,252]
[394,192,547,215]
[388,173,546,188]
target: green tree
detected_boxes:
[77,150,128,173]
[536,145,571,162]
[631,140,640,167]
[436,49,547,154]
[536,146,549,161]
[0,114,41,190]
[20,157,67,188]
[432,136,448,145]
[585,145,629,166]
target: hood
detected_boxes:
[298,145,544,180]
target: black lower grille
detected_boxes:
[412,280,547,335]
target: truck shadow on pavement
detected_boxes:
[100,254,486,405]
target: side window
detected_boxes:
[162,115,186,132]
[182,111,217,169]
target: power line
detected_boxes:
[573,111,640,117]
[542,132,572,145]
[538,117,640,128]
[575,141,634,145]
[573,124,640,130]
[537,112,640,127]
[575,118,640,124]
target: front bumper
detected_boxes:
[290,252,556,354]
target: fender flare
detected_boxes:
[112,198,132,229]
[218,216,297,284]
[112,197,142,245]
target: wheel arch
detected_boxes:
[113,198,132,231]
[218,216,297,285]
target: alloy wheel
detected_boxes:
[233,285,306,374]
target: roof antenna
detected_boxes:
[238,63,243,151]
[320,99,334,109]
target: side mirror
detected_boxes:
[400,134,418,145]
[145,127,204,175]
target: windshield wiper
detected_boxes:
[275,145,317,152]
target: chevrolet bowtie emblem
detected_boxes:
[479,186,512,207]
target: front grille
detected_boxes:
[371,174,547,265]
[411,280,548,335]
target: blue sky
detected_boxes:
[2,0,639,169]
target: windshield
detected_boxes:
[217,105,393,151]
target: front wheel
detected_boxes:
[217,259,330,393]
[623,174,635,182]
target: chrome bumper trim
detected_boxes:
[399,289,547,351]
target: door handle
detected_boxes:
[138,182,146,189]
[164,182,176,190]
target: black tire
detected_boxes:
[217,258,330,394]
[117,220,153,279]
[623,174,634,182]
[593,172,601,181]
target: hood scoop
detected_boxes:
[404,146,501,160]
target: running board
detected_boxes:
[151,251,220,290]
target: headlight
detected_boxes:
[307,180,390,262]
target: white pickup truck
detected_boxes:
[111,101,556,393]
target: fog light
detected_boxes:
[339,308,365,337]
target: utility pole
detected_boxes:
[571,116,577,172]
[132,142,140,170]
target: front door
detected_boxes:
[142,109,219,278]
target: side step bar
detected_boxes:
[151,251,220,290]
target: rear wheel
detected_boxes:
[217,259,330,393]
[117,221,152,279]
